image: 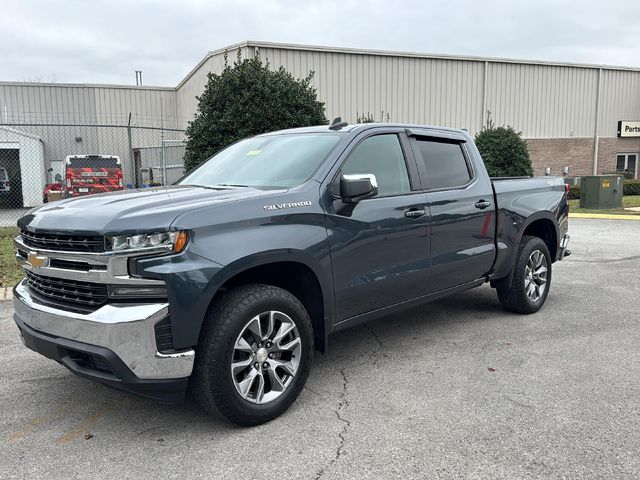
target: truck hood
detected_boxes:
[18,185,285,234]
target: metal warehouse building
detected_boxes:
[1,40,639,208]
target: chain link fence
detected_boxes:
[0,121,187,227]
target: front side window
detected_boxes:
[339,134,411,197]
[180,133,341,189]
[414,138,472,189]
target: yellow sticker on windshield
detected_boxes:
[246,150,262,156]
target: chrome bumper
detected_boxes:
[13,280,194,380]
[559,234,571,260]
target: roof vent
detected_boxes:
[329,117,348,131]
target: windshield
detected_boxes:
[179,133,341,189]
[68,157,120,169]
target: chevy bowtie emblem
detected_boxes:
[27,252,49,268]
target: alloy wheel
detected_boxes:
[230,310,301,404]
[524,250,548,302]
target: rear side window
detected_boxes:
[414,139,471,189]
[339,134,411,197]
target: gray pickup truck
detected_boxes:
[13,121,570,425]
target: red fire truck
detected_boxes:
[64,155,123,198]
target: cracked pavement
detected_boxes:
[2,218,640,479]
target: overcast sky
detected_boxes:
[1,0,639,87]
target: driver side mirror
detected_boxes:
[340,174,378,202]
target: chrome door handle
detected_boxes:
[405,209,426,219]
[475,200,491,209]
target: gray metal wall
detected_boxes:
[0,83,179,128]
[1,42,639,140]
[176,45,252,128]
[175,42,640,139]
[0,83,185,187]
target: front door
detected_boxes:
[325,131,431,321]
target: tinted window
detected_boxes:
[180,133,340,189]
[415,139,471,189]
[340,134,410,197]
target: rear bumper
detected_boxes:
[13,280,194,403]
[558,233,571,260]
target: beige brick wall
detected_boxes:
[596,138,640,177]
[525,137,640,178]
[526,138,594,177]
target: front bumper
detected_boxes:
[13,280,195,402]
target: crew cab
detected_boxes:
[13,121,570,426]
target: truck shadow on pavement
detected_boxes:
[7,285,510,444]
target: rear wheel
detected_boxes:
[497,235,552,314]
[192,284,313,426]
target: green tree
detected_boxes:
[184,52,327,171]
[356,112,375,123]
[474,112,533,177]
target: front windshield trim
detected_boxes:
[178,132,342,190]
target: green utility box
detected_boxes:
[579,175,623,209]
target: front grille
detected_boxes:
[49,258,107,272]
[21,229,105,253]
[25,271,108,312]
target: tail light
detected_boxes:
[118,171,123,188]
[564,183,570,195]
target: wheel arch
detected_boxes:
[202,252,333,352]
[491,212,559,290]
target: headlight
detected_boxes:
[108,231,188,253]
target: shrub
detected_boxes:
[568,185,581,200]
[184,51,327,172]
[624,180,640,196]
[474,114,533,177]
[356,112,376,123]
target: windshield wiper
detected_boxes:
[183,184,249,190]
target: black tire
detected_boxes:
[192,284,313,426]
[497,235,552,314]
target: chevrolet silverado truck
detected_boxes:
[13,121,570,426]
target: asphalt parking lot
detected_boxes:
[1,218,639,479]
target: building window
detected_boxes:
[616,153,638,179]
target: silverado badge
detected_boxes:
[263,201,312,211]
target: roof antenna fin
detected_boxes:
[329,117,348,131]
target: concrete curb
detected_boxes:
[0,287,14,302]
[569,213,640,220]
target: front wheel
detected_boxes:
[192,284,313,426]
[497,235,552,314]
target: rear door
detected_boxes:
[325,129,431,321]
[408,130,496,292]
